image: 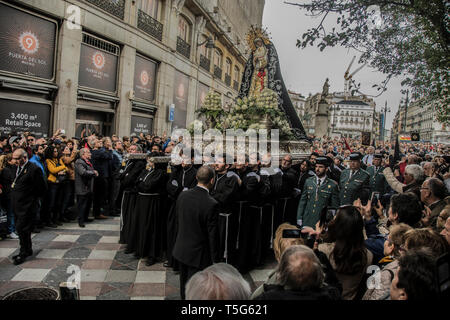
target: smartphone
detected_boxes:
[282,229,301,239]
[371,192,380,205]
[326,209,337,222]
[60,129,66,135]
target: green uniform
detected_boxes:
[367,166,388,194]
[339,168,370,205]
[297,176,340,228]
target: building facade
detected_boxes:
[330,99,375,139]
[302,91,377,140]
[0,0,265,139]
[405,99,449,143]
[288,90,306,120]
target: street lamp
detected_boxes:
[380,101,391,142]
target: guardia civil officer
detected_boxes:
[338,152,370,205]
[296,157,340,228]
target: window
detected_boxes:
[139,0,159,19]
[214,49,223,68]
[234,66,240,82]
[225,58,232,75]
[198,34,212,59]
[178,16,190,42]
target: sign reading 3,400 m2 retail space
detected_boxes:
[0,99,50,137]
[0,2,58,80]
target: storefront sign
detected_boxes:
[134,55,157,102]
[0,99,50,137]
[79,43,118,93]
[173,70,190,129]
[0,2,57,80]
[197,82,209,109]
[131,115,153,135]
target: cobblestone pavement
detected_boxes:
[0,217,277,300]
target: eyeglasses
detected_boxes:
[12,157,21,160]
[420,187,429,191]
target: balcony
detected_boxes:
[214,65,222,79]
[199,54,210,72]
[225,74,231,86]
[138,10,163,41]
[233,80,239,91]
[176,37,191,59]
[85,0,125,20]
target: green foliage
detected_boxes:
[193,89,295,140]
[289,0,449,124]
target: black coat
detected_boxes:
[11,161,47,217]
[172,186,220,269]
[280,167,298,197]
[297,170,315,192]
[210,171,240,213]
[166,165,197,199]
[119,159,146,191]
[91,148,113,178]
[254,284,341,300]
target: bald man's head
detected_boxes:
[196,165,215,189]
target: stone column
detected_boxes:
[116,45,136,137]
[53,5,82,138]
[155,62,175,135]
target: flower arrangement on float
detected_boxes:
[193,88,294,140]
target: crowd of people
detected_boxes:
[0,129,449,300]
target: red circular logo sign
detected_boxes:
[92,52,106,70]
[140,70,149,86]
[19,32,39,54]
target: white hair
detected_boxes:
[405,164,424,182]
[185,263,251,300]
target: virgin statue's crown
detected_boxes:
[245,26,271,51]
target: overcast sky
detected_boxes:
[262,0,407,130]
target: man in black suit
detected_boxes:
[172,165,220,300]
[10,148,47,265]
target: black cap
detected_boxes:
[349,152,362,161]
[316,157,330,166]
[374,154,383,159]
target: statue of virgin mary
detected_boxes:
[238,26,308,140]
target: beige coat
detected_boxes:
[362,260,398,300]
[318,242,373,300]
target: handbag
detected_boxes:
[54,159,67,184]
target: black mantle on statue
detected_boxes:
[238,42,309,141]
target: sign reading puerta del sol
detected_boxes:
[0,2,57,80]
[78,41,118,93]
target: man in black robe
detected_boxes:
[119,144,146,245]
[276,154,299,226]
[164,149,198,270]
[234,152,271,273]
[210,154,240,264]
[128,153,167,265]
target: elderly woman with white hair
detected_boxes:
[383,163,425,199]
[185,263,251,300]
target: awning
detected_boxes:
[0,75,58,96]
[78,89,120,103]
